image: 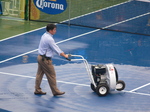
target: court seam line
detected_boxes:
[0,11,149,64]
[0,71,150,96]
[0,1,129,42]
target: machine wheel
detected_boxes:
[114,67,118,82]
[96,83,109,96]
[116,80,125,91]
[90,83,96,92]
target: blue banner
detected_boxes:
[0,0,2,15]
[33,0,67,15]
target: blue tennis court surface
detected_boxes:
[0,1,150,112]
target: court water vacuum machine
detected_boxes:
[67,54,126,96]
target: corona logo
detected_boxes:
[33,0,67,15]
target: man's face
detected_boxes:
[49,28,56,35]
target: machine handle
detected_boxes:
[65,54,85,61]
[66,58,71,61]
[66,54,72,61]
[68,54,72,57]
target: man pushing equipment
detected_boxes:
[34,23,68,96]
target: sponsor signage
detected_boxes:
[33,0,67,15]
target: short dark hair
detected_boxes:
[46,23,57,32]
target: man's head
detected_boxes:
[46,24,57,35]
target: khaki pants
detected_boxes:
[35,55,60,95]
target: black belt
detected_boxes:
[40,55,51,61]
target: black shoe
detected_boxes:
[53,92,65,96]
[34,91,46,95]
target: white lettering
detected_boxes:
[35,0,64,10]
[48,2,51,8]
[44,2,47,7]
[51,3,55,9]
[36,0,43,9]
[55,3,59,9]
[60,4,64,10]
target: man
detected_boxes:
[34,23,68,96]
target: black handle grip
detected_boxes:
[66,58,71,61]
[66,54,72,61]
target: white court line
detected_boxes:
[130,83,150,92]
[0,49,38,64]
[0,26,45,42]
[0,11,149,64]
[0,72,89,87]
[122,90,150,96]
[61,1,129,23]
[0,71,150,96]
[102,12,150,29]
[0,29,100,64]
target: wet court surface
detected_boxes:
[0,24,150,112]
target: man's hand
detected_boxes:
[60,52,69,58]
[64,54,69,59]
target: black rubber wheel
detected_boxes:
[114,67,118,82]
[90,83,96,92]
[116,80,125,91]
[96,83,109,96]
